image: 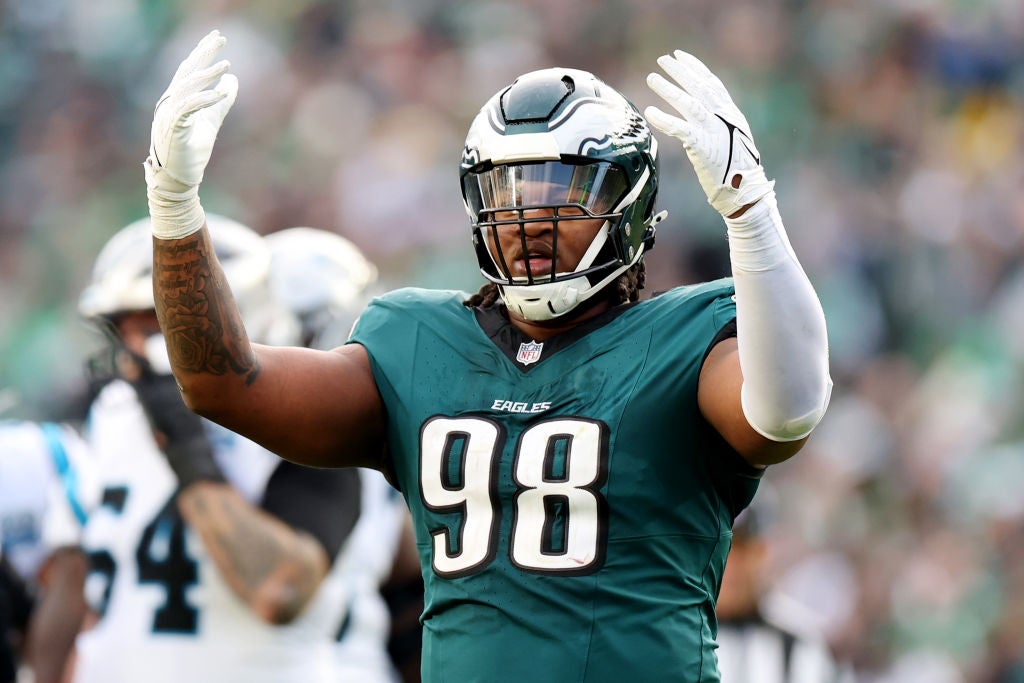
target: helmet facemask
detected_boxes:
[461,68,662,321]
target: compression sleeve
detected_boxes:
[260,462,362,562]
[725,191,832,442]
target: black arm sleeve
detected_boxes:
[0,557,33,682]
[259,462,362,563]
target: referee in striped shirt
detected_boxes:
[715,496,854,683]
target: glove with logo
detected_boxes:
[119,350,226,488]
[145,29,238,239]
[644,50,774,218]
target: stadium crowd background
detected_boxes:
[2,1,1024,680]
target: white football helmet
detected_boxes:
[460,67,663,321]
[265,227,379,349]
[79,214,299,372]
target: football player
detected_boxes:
[37,215,362,683]
[265,227,423,682]
[142,32,831,681]
[0,419,94,683]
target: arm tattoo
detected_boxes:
[181,487,318,619]
[208,494,287,592]
[153,234,260,384]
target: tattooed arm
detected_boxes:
[152,228,386,471]
[123,347,364,625]
[146,32,386,470]
[177,461,360,625]
[180,484,325,624]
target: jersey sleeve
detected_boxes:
[661,280,762,519]
[40,423,98,551]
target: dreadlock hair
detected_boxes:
[463,261,647,310]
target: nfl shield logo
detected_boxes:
[516,340,544,365]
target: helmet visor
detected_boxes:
[463,160,629,219]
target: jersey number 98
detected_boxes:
[420,415,609,578]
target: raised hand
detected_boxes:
[645,50,773,218]
[146,30,238,238]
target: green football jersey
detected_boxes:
[349,278,762,683]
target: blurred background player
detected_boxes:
[0,419,94,683]
[0,547,27,683]
[715,488,854,683]
[265,226,423,683]
[35,215,363,683]
[265,227,379,349]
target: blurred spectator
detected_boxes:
[716,487,854,682]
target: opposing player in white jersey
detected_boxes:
[0,421,93,586]
[39,215,363,683]
[0,419,94,683]
[266,227,422,682]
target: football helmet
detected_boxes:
[79,214,298,372]
[265,227,379,349]
[460,67,663,321]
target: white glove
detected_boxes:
[145,30,238,239]
[645,50,773,218]
[647,51,832,444]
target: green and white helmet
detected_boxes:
[460,67,663,321]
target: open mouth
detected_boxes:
[515,256,554,278]
[511,242,555,278]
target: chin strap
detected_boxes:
[726,191,832,442]
[500,210,664,322]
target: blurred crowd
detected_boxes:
[2,0,1024,680]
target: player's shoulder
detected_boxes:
[0,420,88,466]
[0,419,45,453]
[647,277,735,306]
[355,287,475,335]
[631,277,736,326]
[369,286,471,309]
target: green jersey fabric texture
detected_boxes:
[349,278,762,683]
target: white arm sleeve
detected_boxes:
[724,191,832,442]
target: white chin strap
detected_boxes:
[491,221,607,322]
[501,276,590,321]
[500,235,643,321]
[491,210,665,322]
